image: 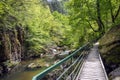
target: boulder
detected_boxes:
[45,63,50,67]
[54,50,71,60]
[109,67,120,80]
[26,63,41,70]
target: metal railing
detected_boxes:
[32,43,90,80]
[99,54,109,80]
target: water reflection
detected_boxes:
[0,59,47,80]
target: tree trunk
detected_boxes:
[109,0,120,23]
[96,0,105,35]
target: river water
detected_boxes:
[0,59,48,80]
[1,68,46,80]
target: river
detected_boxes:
[0,51,69,80]
[0,59,48,80]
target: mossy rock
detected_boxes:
[99,24,120,73]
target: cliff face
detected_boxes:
[0,24,24,75]
[99,24,120,73]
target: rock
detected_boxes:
[54,50,71,59]
[99,24,120,73]
[41,69,62,80]
[0,66,3,76]
[109,67,120,80]
[27,63,41,70]
[59,50,70,56]
[0,26,25,75]
[45,63,49,67]
[54,60,60,64]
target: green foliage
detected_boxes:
[21,0,71,54]
[0,0,73,55]
[67,0,120,46]
[1,0,120,56]
[52,11,72,46]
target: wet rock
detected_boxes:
[109,67,120,80]
[26,63,41,70]
[45,63,50,67]
[54,50,71,60]
[0,66,3,76]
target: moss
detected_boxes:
[3,60,17,68]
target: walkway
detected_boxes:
[32,43,108,80]
[76,43,108,80]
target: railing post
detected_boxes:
[70,57,73,80]
[71,56,73,64]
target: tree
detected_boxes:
[0,0,72,57]
[67,0,120,44]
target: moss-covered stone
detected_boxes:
[99,24,120,73]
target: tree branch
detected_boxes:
[86,20,99,32]
[96,0,105,34]
[114,5,120,21]
[109,0,120,23]
[109,0,115,23]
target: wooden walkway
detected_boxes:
[76,43,108,80]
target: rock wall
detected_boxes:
[99,24,120,73]
[0,25,25,75]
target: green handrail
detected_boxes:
[32,43,89,80]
